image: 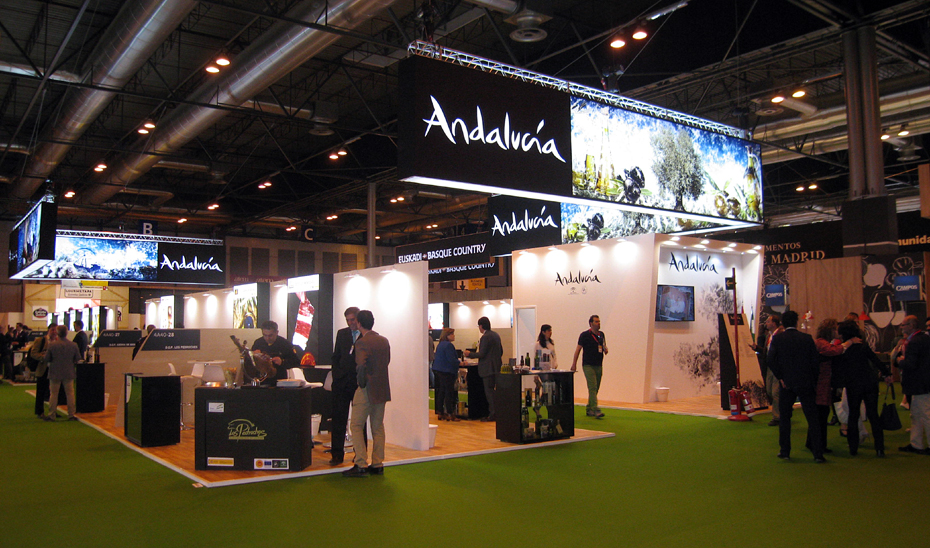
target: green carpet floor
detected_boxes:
[2,381,928,547]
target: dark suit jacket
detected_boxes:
[73,331,88,358]
[474,329,503,378]
[767,328,820,395]
[355,330,391,405]
[899,331,930,396]
[331,327,359,381]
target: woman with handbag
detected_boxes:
[835,320,893,457]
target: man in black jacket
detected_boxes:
[767,310,826,462]
[329,307,360,465]
[896,315,930,454]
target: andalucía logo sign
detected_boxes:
[668,252,719,274]
[422,96,566,163]
[160,255,223,272]
[491,206,558,237]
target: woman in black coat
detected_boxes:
[835,320,893,457]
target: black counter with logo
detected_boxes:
[194,386,313,472]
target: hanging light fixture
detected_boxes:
[63,189,76,198]
[898,124,909,136]
[94,163,107,172]
[631,23,648,40]
[881,129,890,140]
[771,93,786,104]
[609,35,626,49]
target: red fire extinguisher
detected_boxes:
[740,390,755,414]
[728,388,740,415]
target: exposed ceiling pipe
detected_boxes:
[11,0,199,200]
[777,97,818,118]
[153,159,212,172]
[84,0,396,206]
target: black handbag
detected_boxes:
[880,385,902,431]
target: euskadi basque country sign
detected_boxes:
[395,232,490,269]
[398,55,571,197]
[395,232,496,282]
[487,195,561,256]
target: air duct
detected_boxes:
[11,0,199,200]
[84,0,395,205]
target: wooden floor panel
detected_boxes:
[68,404,614,487]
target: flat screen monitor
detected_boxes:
[655,284,695,322]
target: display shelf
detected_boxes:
[495,371,574,444]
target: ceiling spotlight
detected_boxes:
[632,26,648,40]
[375,235,381,240]
[329,152,339,160]
[337,149,347,156]
[670,236,680,241]
[396,196,404,201]
[137,128,149,134]
[215,55,230,66]
[143,121,156,129]
[390,198,397,203]
[796,185,805,192]
[881,129,890,140]
[178,218,188,223]
[286,226,297,232]
[808,183,818,190]
[791,89,806,98]
[326,214,338,221]
[771,94,785,104]
[610,36,626,49]
[700,240,710,244]
[898,125,909,136]
[94,163,107,172]
[207,203,219,210]
[206,65,220,74]
[727,243,737,247]
[63,189,76,198]
[259,181,271,189]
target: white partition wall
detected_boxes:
[512,234,762,404]
[333,262,431,451]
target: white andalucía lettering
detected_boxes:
[160,255,224,272]
[491,206,558,236]
[423,96,566,163]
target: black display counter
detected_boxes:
[495,371,574,444]
[195,386,313,472]
[125,374,180,447]
[75,362,105,413]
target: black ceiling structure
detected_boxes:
[1,0,928,246]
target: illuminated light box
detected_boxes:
[8,200,58,279]
[398,45,762,232]
[21,231,226,285]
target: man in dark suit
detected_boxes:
[344,310,391,478]
[72,320,88,359]
[329,306,360,466]
[767,310,826,462]
[464,316,503,421]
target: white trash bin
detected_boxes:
[656,387,670,402]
